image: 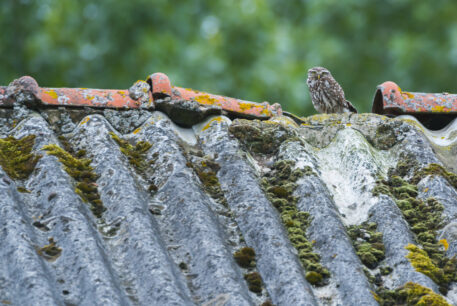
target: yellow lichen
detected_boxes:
[133,127,141,134]
[439,239,449,251]
[202,117,223,131]
[403,282,450,306]
[376,282,450,305]
[185,88,200,93]
[405,244,446,285]
[79,117,90,125]
[44,90,58,99]
[431,105,449,112]
[238,102,261,112]
[402,92,415,99]
[194,94,218,105]
[260,107,272,116]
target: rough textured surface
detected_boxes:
[0,107,456,305]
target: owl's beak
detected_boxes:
[317,74,320,80]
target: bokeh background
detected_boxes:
[2,0,457,115]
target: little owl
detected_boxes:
[306,67,357,114]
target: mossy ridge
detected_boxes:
[42,144,105,218]
[229,119,328,285]
[261,160,330,286]
[374,282,451,306]
[109,132,154,173]
[373,161,457,294]
[411,163,457,190]
[0,135,41,180]
[228,119,299,155]
[347,222,385,269]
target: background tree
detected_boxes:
[2,0,457,115]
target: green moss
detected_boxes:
[305,271,323,285]
[347,222,385,269]
[411,163,457,190]
[36,238,62,261]
[373,160,457,294]
[373,124,398,150]
[230,119,328,285]
[375,282,450,306]
[301,166,317,177]
[262,160,330,286]
[405,244,456,294]
[185,156,227,206]
[233,247,256,268]
[244,272,263,293]
[110,132,157,195]
[388,153,419,178]
[57,135,74,154]
[380,266,393,276]
[372,182,392,197]
[43,144,105,218]
[0,135,41,180]
[228,119,298,155]
[233,246,265,293]
[363,267,376,284]
[110,132,154,173]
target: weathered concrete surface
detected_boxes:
[0,108,456,305]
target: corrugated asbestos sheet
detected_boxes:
[0,106,456,305]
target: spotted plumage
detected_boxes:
[306,67,357,114]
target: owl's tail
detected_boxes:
[345,100,358,113]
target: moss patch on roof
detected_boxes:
[244,272,263,293]
[109,132,153,173]
[374,160,457,294]
[0,135,41,180]
[347,222,385,269]
[184,152,228,207]
[233,247,256,269]
[411,163,457,190]
[261,160,330,286]
[229,119,299,155]
[375,282,451,306]
[43,143,105,218]
[109,132,157,192]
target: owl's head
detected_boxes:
[307,66,332,83]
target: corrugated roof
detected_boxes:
[0,104,456,305]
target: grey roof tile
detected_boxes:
[0,107,456,305]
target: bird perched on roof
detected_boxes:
[306,67,357,114]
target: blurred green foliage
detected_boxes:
[2,0,457,115]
